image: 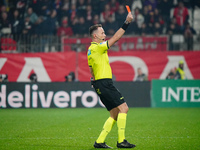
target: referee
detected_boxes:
[87,12,135,148]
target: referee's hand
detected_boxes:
[126,12,133,23]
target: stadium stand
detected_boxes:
[0,0,199,52]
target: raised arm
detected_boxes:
[107,12,133,48]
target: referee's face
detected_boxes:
[95,27,106,42]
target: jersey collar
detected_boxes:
[91,42,98,45]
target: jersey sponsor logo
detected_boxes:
[88,49,91,56]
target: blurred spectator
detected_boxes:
[29,0,41,16]
[144,0,157,11]
[76,0,86,10]
[148,13,154,34]
[22,17,33,35]
[33,16,51,52]
[154,22,162,36]
[149,8,164,32]
[143,5,150,25]
[115,5,126,27]
[0,75,3,82]
[135,68,148,81]
[0,5,8,16]
[57,17,73,37]
[127,7,144,35]
[167,18,180,35]
[76,0,87,18]
[25,7,38,24]
[166,68,176,79]
[131,0,143,10]
[147,4,154,16]
[45,9,58,35]
[71,16,79,36]
[134,8,144,27]
[158,0,173,24]
[100,4,115,23]
[41,10,59,52]
[69,4,78,23]
[181,0,192,8]
[38,0,53,17]
[53,0,62,20]
[92,14,101,25]
[65,71,75,82]
[76,16,88,37]
[85,5,94,24]
[173,1,189,28]
[61,0,70,18]
[11,9,23,41]
[29,73,37,82]
[167,18,181,51]
[174,60,186,80]
[183,22,196,51]
[15,0,26,18]
[134,7,144,29]
[89,0,101,14]
[138,23,150,36]
[108,0,120,13]
[21,17,33,52]
[0,5,7,13]
[0,74,8,82]
[154,8,164,26]
[104,15,118,35]
[0,12,11,35]
[34,16,47,35]
[99,0,109,15]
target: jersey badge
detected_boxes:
[100,41,106,45]
[88,49,91,56]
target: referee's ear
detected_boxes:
[93,34,96,39]
[91,33,96,39]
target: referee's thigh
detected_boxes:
[117,102,129,113]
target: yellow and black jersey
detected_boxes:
[87,41,112,80]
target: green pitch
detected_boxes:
[0,108,200,150]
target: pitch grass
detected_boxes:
[0,108,200,150]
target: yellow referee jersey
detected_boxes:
[87,41,112,80]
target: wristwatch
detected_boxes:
[124,20,129,24]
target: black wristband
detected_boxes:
[121,21,130,31]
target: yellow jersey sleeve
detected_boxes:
[98,41,110,54]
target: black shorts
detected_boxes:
[93,79,125,111]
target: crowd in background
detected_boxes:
[0,0,198,81]
[0,0,200,38]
